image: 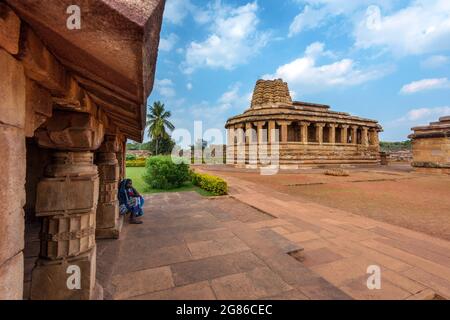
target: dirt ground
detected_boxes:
[200,165,450,241]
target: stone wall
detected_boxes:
[0,1,165,300]
[0,47,26,300]
[409,117,450,174]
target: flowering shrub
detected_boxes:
[191,172,228,196]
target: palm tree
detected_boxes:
[146,101,175,155]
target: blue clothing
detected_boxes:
[118,179,144,217]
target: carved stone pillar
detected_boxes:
[96,135,122,239]
[300,122,310,144]
[235,124,244,145]
[329,124,336,144]
[341,125,349,143]
[316,123,325,144]
[351,126,358,144]
[226,127,235,165]
[116,137,126,181]
[278,121,291,143]
[373,130,380,146]
[245,122,254,144]
[362,127,369,146]
[268,120,277,143]
[31,110,104,300]
[254,121,266,144]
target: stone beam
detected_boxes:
[0,3,20,55]
[7,0,166,142]
[35,110,105,151]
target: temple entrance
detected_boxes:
[288,123,300,142]
[336,128,342,144]
[308,124,317,143]
[323,126,330,143]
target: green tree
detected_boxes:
[146,101,175,155]
[146,136,175,155]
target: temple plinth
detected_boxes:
[409,116,450,174]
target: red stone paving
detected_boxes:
[91,164,450,300]
[194,164,450,300]
[96,192,350,300]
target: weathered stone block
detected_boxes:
[40,211,96,259]
[0,252,23,300]
[0,208,24,268]
[20,26,68,96]
[35,110,105,151]
[36,176,99,216]
[97,202,119,229]
[0,48,26,128]
[0,3,20,55]
[0,126,26,213]
[25,78,53,137]
[98,164,120,182]
[31,247,96,300]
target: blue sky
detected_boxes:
[145,0,450,145]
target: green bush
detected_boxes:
[191,172,228,196]
[143,156,190,189]
[126,153,137,161]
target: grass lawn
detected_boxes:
[125,167,214,196]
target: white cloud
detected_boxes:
[421,55,449,69]
[400,78,450,94]
[187,83,193,90]
[189,84,252,129]
[159,33,178,51]
[164,0,193,25]
[289,5,329,37]
[398,106,450,122]
[355,0,450,56]
[155,79,176,98]
[288,0,396,37]
[263,42,391,93]
[164,0,210,25]
[183,2,270,73]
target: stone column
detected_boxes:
[374,130,380,146]
[96,135,122,239]
[254,121,266,144]
[245,122,254,144]
[277,121,291,143]
[329,124,336,144]
[316,123,325,144]
[235,124,245,165]
[362,127,369,147]
[31,110,104,300]
[351,126,358,144]
[341,125,349,143]
[300,122,310,144]
[226,127,235,165]
[268,120,277,143]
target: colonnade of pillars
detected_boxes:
[228,120,379,147]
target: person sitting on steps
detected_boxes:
[118,179,144,224]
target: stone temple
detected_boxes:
[409,116,450,174]
[0,1,165,299]
[225,79,383,168]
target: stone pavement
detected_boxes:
[97,192,351,300]
[196,168,450,300]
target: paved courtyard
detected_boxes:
[97,192,350,300]
[95,165,450,299]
